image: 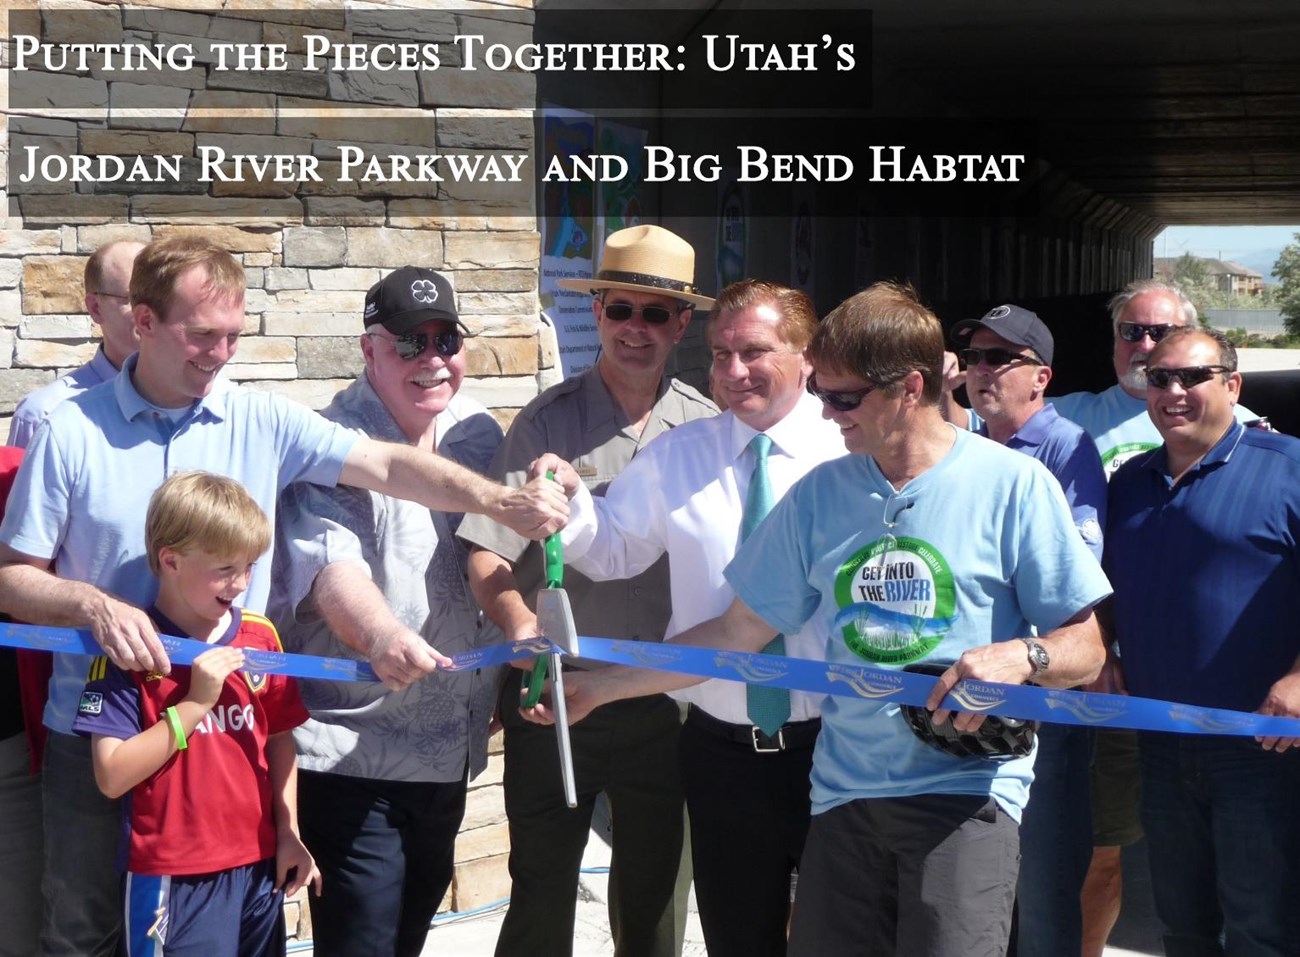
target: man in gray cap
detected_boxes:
[272,265,506,957]
[459,224,716,957]
[950,304,1107,957]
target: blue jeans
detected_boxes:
[1013,723,1093,957]
[1138,732,1300,957]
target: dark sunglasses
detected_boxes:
[367,329,463,361]
[1118,322,1176,343]
[601,301,679,325]
[806,373,880,412]
[958,347,1040,369]
[1144,365,1231,390]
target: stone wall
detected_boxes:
[0,220,552,437]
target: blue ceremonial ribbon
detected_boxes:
[571,636,1300,738]
[4,621,1299,739]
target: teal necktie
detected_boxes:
[742,434,791,736]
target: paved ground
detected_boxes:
[1237,346,1300,372]
[419,826,1164,956]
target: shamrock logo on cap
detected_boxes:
[411,279,439,304]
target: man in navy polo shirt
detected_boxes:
[950,304,1106,957]
[1105,326,1300,956]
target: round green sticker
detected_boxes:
[832,535,957,664]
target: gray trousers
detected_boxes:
[0,732,43,957]
[40,732,121,957]
[791,792,1019,957]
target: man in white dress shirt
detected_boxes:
[559,279,845,956]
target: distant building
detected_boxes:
[1154,256,1264,295]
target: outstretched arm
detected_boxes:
[339,438,569,540]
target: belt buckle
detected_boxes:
[751,726,786,752]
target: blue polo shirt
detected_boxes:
[979,403,1106,561]
[0,355,358,734]
[8,347,120,449]
[1106,422,1300,713]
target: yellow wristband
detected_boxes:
[164,706,188,751]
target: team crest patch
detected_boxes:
[832,535,957,664]
[244,672,268,694]
[1079,518,1103,546]
[78,691,104,716]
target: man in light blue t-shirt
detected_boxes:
[0,236,568,957]
[535,282,1111,957]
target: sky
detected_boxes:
[1153,225,1300,280]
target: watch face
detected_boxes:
[1024,638,1049,675]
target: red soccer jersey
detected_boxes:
[73,606,309,876]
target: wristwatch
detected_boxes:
[1019,636,1050,680]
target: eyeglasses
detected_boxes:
[1144,365,1232,390]
[957,347,1040,369]
[93,291,131,301]
[1118,322,1176,343]
[806,373,881,412]
[601,301,680,325]
[366,329,463,361]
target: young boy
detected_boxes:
[73,470,319,956]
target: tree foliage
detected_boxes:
[1273,233,1300,336]
[1172,252,1212,292]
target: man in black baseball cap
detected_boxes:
[952,302,1107,957]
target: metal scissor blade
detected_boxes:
[536,587,579,808]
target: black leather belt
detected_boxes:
[686,705,821,753]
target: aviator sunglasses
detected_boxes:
[601,300,680,325]
[958,347,1041,369]
[366,328,463,361]
[1118,322,1176,344]
[806,372,881,412]
[1144,365,1232,390]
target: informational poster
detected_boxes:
[539,109,600,375]
[597,122,648,236]
[717,178,748,294]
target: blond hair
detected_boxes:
[145,471,270,576]
[129,235,245,321]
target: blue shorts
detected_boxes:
[122,858,285,957]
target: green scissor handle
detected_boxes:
[524,471,563,708]
[544,530,564,590]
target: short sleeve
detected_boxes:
[71,660,142,741]
[275,481,375,623]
